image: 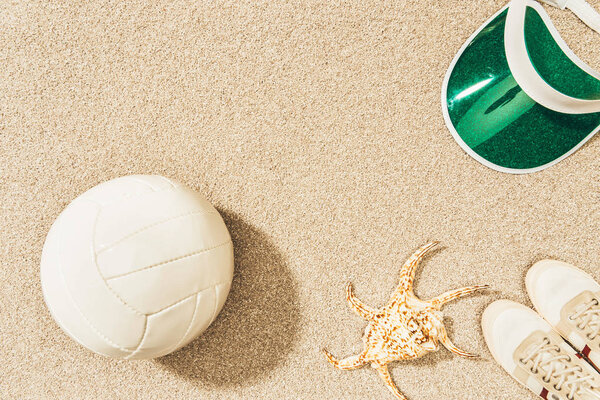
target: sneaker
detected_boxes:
[482,300,600,399]
[527,260,600,369]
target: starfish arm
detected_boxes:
[323,349,367,370]
[373,363,408,400]
[438,325,478,358]
[430,285,489,308]
[346,283,376,320]
[389,242,439,304]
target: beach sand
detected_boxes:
[2,1,600,398]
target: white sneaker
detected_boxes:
[482,300,600,399]
[527,260,600,369]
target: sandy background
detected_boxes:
[2,0,600,399]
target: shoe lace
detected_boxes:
[521,338,600,399]
[570,299,600,340]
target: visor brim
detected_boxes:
[442,4,600,174]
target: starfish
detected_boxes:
[323,242,489,400]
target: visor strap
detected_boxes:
[565,0,600,33]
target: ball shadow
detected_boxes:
[155,210,300,388]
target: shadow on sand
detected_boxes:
[156,210,300,388]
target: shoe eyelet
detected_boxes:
[543,377,550,383]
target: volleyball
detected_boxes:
[40,175,234,359]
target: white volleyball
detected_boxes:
[40,175,234,359]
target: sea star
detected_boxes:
[323,242,489,400]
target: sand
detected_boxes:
[2,0,600,398]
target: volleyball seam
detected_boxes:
[149,283,220,316]
[87,203,145,317]
[56,215,137,354]
[104,239,232,281]
[163,293,201,355]
[95,209,220,256]
[124,317,150,360]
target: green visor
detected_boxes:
[442,0,600,173]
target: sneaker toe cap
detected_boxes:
[526,260,600,325]
[482,300,551,371]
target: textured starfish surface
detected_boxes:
[323,242,489,400]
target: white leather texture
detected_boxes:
[40,175,234,359]
[527,260,600,325]
[482,300,552,371]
